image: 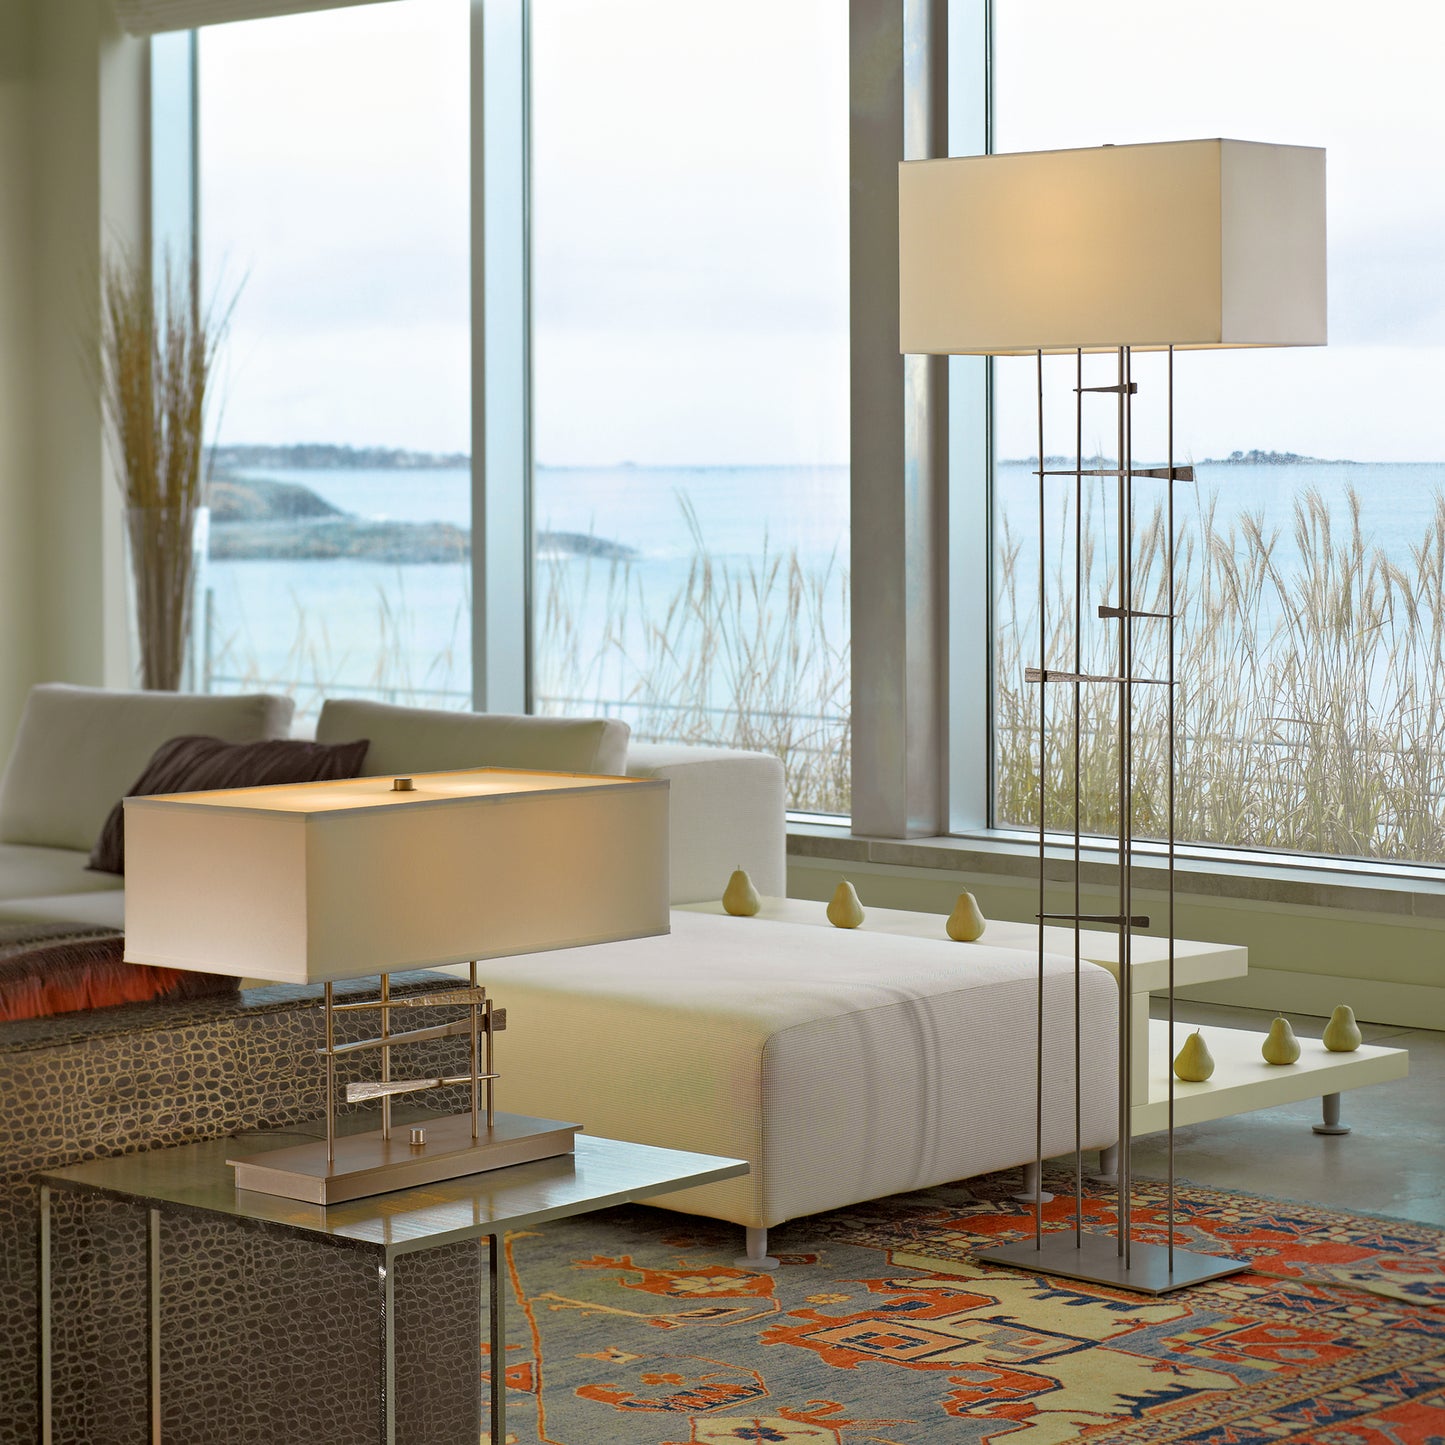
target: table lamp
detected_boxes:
[899,139,1326,1293]
[123,767,670,1203]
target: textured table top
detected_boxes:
[39,1125,748,1258]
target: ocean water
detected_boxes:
[203,459,1445,720]
[202,463,850,718]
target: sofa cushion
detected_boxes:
[0,684,294,853]
[0,844,125,903]
[88,734,372,875]
[0,890,126,932]
[316,698,630,777]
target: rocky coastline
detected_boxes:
[207,474,634,564]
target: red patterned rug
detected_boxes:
[486,1168,1445,1444]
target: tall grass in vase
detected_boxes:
[99,249,230,691]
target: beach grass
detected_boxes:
[533,497,851,816]
[202,477,1445,863]
[995,485,1445,863]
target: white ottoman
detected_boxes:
[452,911,1118,1261]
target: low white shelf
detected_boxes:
[1133,1019,1409,1135]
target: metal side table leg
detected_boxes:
[488,1234,506,1445]
[381,1254,397,1445]
[1313,1091,1351,1136]
[148,1208,161,1444]
[39,1186,51,1445]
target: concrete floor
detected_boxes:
[1117,999,1445,1226]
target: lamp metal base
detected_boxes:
[228,1110,580,1205]
[973,1231,1248,1296]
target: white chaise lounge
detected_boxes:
[310,700,1120,1265]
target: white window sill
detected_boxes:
[786,821,1445,922]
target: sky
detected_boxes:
[201,0,1445,465]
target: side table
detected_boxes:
[39,1125,747,1445]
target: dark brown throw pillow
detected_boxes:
[0,932,238,1022]
[88,734,371,875]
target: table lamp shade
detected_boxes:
[123,769,670,984]
[899,139,1327,355]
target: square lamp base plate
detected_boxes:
[228,1110,581,1204]
[973,1231,1248,1296]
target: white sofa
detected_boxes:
[0,684,295,931]
[0,687,789,928]
[0,685,1118,1267]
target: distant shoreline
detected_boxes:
[1001,450,1364,468]
[207,445,854,473]
[213,444,1438,472]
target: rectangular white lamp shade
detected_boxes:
[899,139,1326,355]
[123,768,670,983]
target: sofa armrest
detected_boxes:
[626,744,786,904]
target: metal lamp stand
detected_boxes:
[974,345,1247,1296]
[228,962,580,1205]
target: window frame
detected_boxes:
[166,0,1445,882]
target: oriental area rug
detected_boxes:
[484,1169,1445,1445]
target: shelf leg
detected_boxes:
[1011,1160,1055,1204]
[1312,1091,1351,1136]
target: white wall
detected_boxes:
[33,0,143,700]
[0,0,39,757]
[0,0,145,756]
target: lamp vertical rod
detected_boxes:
[1034,346,1046,1249]
[325,981,335,1165]
[484,995,496,1130]
[1167,344,1178,1267]
[1115,345,1128,1260]
[469,961,480,1140]
[380,972,392,1142]
[1073,346,1084,1245]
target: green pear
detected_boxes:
[826,880,865,930]
[722,867,761,917]
[1261,1015,1301,1065]
[1172,1029,1215,1082]
[945,891,986,942]
[1322,1004,1362,1052]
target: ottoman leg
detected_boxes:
[734,1227,780,1272]
[1091,1142,1120,1182]
[1011,1160,1055,1204]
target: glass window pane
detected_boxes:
[530,0,850,815]
[990,1,1445,864]
[198,1,470,727]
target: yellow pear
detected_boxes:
[945,891,986,942]
[1322,1004,1362,1052]
[1261,1016,1301,1065]
[826,880,865,930]
[1172,1029,1215,1082]
[722,867,761,917]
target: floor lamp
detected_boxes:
[899,139,1327,1294]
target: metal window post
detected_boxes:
[849,0,951,839]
